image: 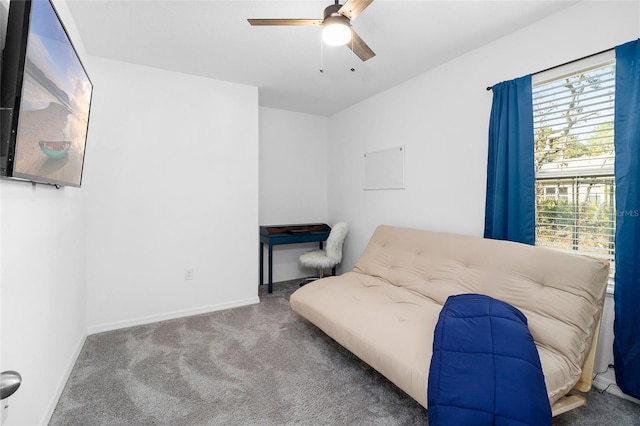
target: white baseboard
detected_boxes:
[41,332,88,425]
[87,296,260,335]
[592,375,640,405]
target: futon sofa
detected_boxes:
[290,225,609,416]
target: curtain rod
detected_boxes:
[485,47,614,91]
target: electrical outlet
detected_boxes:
[184,268,194,280]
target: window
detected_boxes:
[532,59,616,277]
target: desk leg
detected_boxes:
[259,242,264,286]
[268,244,274,293]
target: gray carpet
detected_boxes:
[50,280,640,425]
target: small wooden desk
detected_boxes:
[259,223,331,293]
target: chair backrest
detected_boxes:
[326,222,349,263]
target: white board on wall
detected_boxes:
[364,146,405,190]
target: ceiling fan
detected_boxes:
[248,0,375,62]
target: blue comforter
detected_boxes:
[427,293,552,426]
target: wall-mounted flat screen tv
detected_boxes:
[1,0,92,187]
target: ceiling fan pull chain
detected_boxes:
[350,31,356,72]
[320,34,325,73]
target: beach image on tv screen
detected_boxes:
[13,0,92,187]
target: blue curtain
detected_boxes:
[484,76,535,245]
[613,39,640,400]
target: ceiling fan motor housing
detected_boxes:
[323,4,350,27]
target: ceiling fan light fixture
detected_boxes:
[322,15,351,46]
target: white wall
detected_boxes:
[84,57,259,332]
[0,184,87,426]
[259,107,329,282]
[1,1,88,425]
[328,0,640,401]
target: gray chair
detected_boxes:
[299,222,349,285]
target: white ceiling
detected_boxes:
[65,0,578,116]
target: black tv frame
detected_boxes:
[1,0,92,188]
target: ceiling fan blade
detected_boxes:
[247,18,322,26]
[347,30,375,61]
[338,0,373,21]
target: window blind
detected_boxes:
[532,62,616,276]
